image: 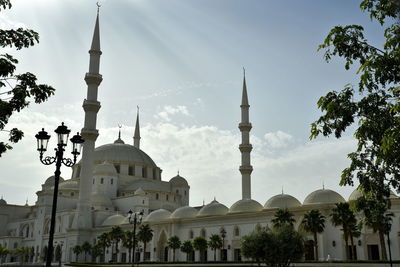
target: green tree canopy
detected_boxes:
[300,209,325,261]
[72,245,82,262]
[242,225,304,267]
[81,241,92,262]
[137,224,153,261]
[167,235,181,261]
[208,234,223,261]
[271,208,296,228]
[180,240,194,261]
[0,0,55,156]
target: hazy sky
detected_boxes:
[0,0,388,207]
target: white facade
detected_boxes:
[0,10,399,265]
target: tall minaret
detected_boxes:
[238,70,253,199]
[133,106,141,148]
[74,9,102,230]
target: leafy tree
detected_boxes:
[242,225,304,267]
[355,196,393,260]
[167,235,181,261]
[311,0,400,259]
[330,202,358,260]
[180,240,194,261]
[122,230,136,263]
[300,209,325,261]
[271,208,296,228]
[0,0,55,157]
[72,245,82,262]
[81,241,92,262]
[136,224,153,261]
[193,236,208,262]
[97,232,111,262]
[91,244,103,263]
[0,245,9,263]
[109,226,124,261]
[208,234,223,261]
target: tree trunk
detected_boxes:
[379,230,388,260]
[349,234,355,260]
[173,249,175,261]
[143,242,147,261]
[344,235,349,260]
[313,232,318,261]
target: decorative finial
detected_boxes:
[281,186,284,195]
[243,67,246,78]
[26,198,28,205]
[96,1,101,14]
[177,170,180,176]
[202,199,205,206]
[322,181,325,190]
[1,195,3,200]
[137,105,139,114]
[214,196,216,201]
[118,124,122,139]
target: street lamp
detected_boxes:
[220,228,226,261]
[128,210,144,267]
[35,122,84,267]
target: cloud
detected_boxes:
[264,130,293,148]
[154,105,190,121]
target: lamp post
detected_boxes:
[220,228,226,261]
[128,210,143,267]
[35,122,84,267]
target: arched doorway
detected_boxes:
[157,231,168,261]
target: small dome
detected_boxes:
[170,206,198,219]
[94,162,117,176]
[197,200,228,217]
[264,194,301,209]
[170,175,189,187]
[134,187,146,196]
[102,214,126,226]
[303,189,345,205]
[91,192,113,207]
[44,175,64,186]
[229,199,263,214]
[349,189,398,201]
[59,180,78,190]
[143,209,171,223]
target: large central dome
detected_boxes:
[94,142,156,166]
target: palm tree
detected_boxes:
[193,236,208,262]
[0,246,9,263]
[180,241,194,261]
[109,226,124,262]
[167,235,181,261]
[122,230,136,262]
[330,202,356,260]
[208,234,223,261]
[81,241,92,262]
[97,232,111,262]
[348,221,361,260]
[72,245,82,262]
[137,224,153,261]
[91,244,103,263]
[272,208,296,228]
[301,209,326,260]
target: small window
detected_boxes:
[13,242,18,249]
[100,178,104,184]
[111,178,114,185]
[166,195,169,201]
[71,192,74,197]
[142,167,147,178]
[142,200,145,204]
[184,190,187,196]
[93,179,95,184]
[176,189,179,193]
[128,165,134,176]
[200,228,206,238]
[189,230,194,239]
[234,226,240,236]
[174,196,176,202]
[156,193,159,200]
[153,169,156,179]
[114,164,120,173]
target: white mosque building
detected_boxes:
[0,11,399,264]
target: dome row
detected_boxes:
[102,188,386,225]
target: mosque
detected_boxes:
[0,11,399,264]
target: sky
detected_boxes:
[0,0,390,207]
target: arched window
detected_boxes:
[100,178,104,184]
[176,189,179,193]
[200,228,206,238]
[114,164,120,173]
[111,178,114,185]
[142,167,147,178]
[234,226,240,237]
[189,230,194,239]
[156,193,159,200]
[166,195,169,201]
[184,190,187,196]
[129,165,134,176]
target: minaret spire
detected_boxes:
[74,7,103,231]
[239,69,253,199]
[134,106,141,149]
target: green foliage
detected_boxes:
[300,209,325,261]
[97,232,111,261]
[208,234,223,261]
[180,240,194,261]
[137,224,153,261]
[90,244,103,262]
[81,241,92,262]
[193,236,208,252]
[242,225,304,267]
[0,0,55,156]
[167,235,181,261]
[72,245,82,262]
[311,0,399,259]
[271,208,296,228]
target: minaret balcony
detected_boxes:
[85,73,103,85]
[239,165,253,174]
[238,123,252,131]
[83,99,101,112]
[239,144,253,152]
